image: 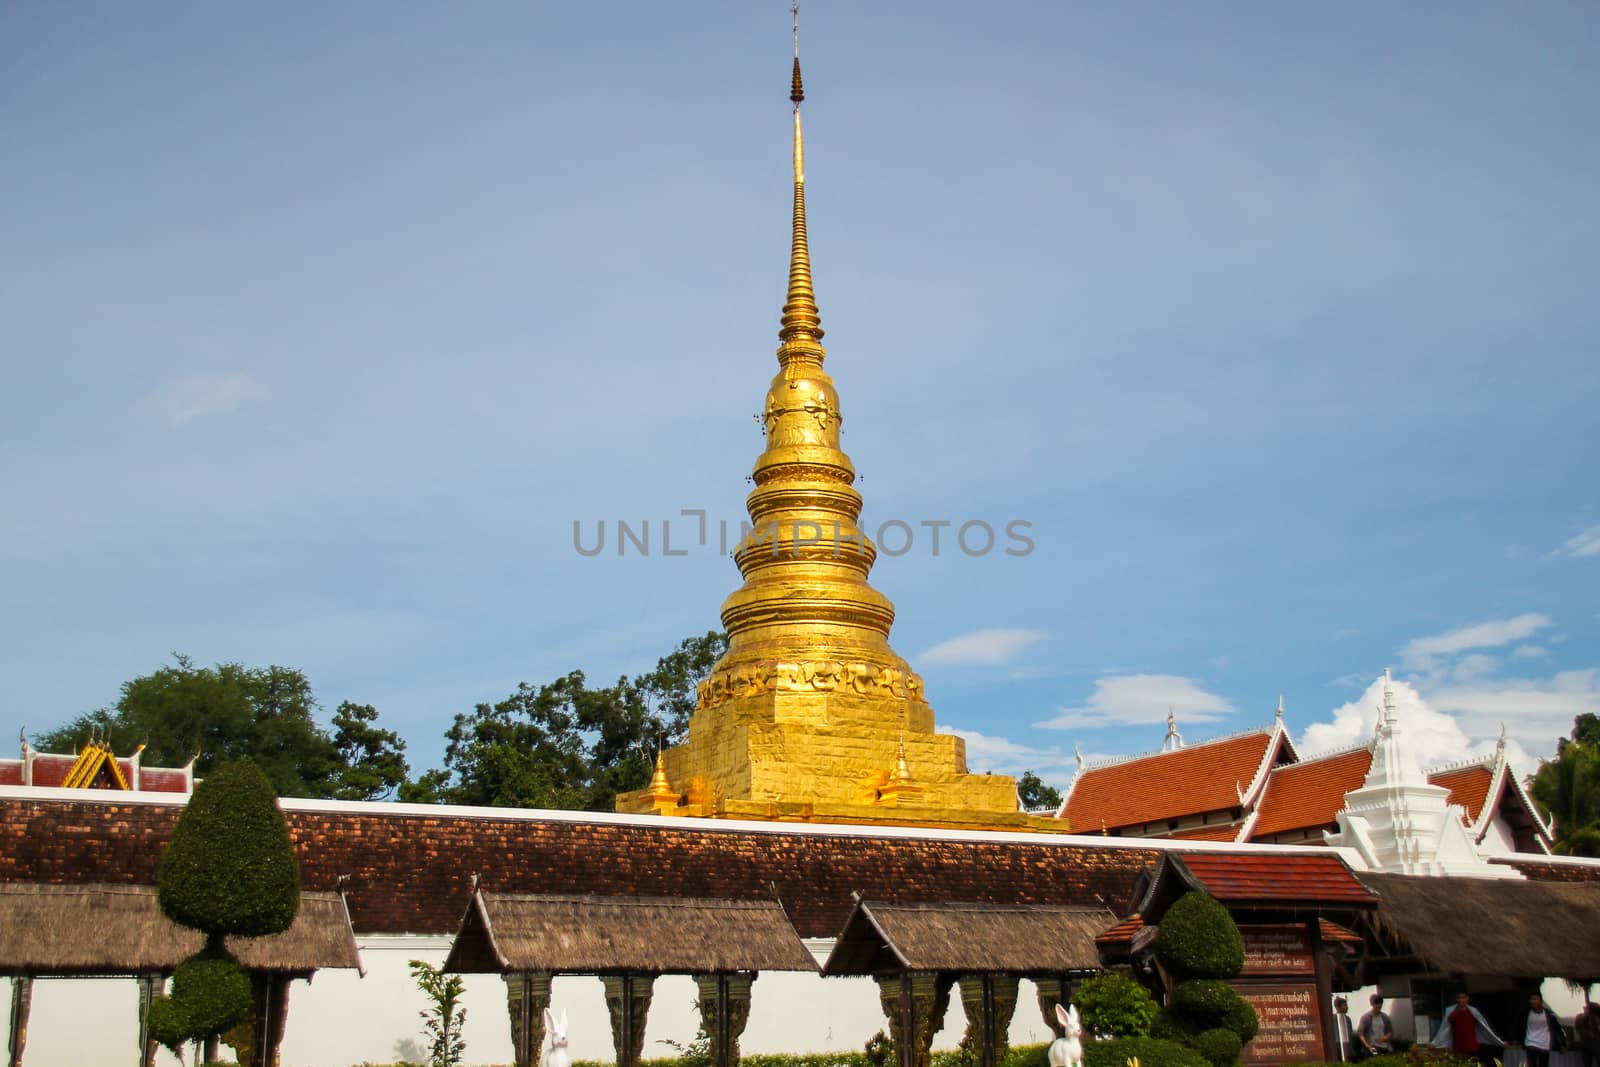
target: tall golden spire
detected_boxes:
[781,7,822,351]
[615,10,1047,831]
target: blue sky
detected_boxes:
[2,1,1596,790]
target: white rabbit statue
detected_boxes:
[1048,1003,1084,1067]
[542,1007,571,1067]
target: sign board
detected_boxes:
[1238,982,1325,1066]
[1239,925,1315,976]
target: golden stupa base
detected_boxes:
[616,687,1067,833]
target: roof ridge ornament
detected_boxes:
[1162,708,1184,752]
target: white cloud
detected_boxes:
[1512,645,1548,660]
[1400,613,1552,672]
[1451,653,1500,682]
[1560,525,1600,559]
[1427,670,1600,754]
[920,628,1045,667]
[1034,674,1234,730]
[937,726,1076,780]
[1297,673,1538,774]
[143,372,269,425]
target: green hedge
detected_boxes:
[1153,894,1245,980]
[1084,1036,1210,1067]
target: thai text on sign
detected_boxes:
[1238,983,1325,1066]
[1239,925,1314,975]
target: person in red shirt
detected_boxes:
[1436,992,1505,1067]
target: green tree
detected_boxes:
[1532,717,1600,857]
[330,701,410,800]
[37,656,407,800]
[149,761,301,1061]
[409,960,467,1067]
[403,631,728,811]
[1017,770,1062,811]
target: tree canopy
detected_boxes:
[1531,714,1600,857]
[1017,770,1062,811]
[399,631,727,810]
[36,655,408,800]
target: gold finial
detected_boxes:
[646,750,680,815]
[780,2,822,352]
[892,739,912,785]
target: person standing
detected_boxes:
[1359,995,1396,1059]
[1511,992,1567,1067]
[1434,991,1506,1067]
[1574,1002,1600,1067]
[1335,998,1358,1061]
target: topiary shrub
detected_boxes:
[159,760,301,939]
[1153,892,1255,1067]
[1074,971,1160,1038]
[1154,893,1245,980]
[1084,1036,1208,1067]
[1193,1028,1243,1067]
[153,760,300,1053]
[169,952,253,1035]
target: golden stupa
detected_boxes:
[617,43,1058,831]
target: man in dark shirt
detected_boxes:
[1510,992,1566,1067]
[1359,995,1396,1059]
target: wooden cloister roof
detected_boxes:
[823,900,1114,976]
[0,883,362,977]
[443,891,817,975]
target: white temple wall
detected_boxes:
[4,939,1062,1067]
[1477,815,1519,857]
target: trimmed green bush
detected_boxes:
[1193,1028,1243,1067]
[170,952,253,1036]
[1074,971,1160,1038]
[1154,892,1254,1067]
[1219,995,1259,1043]
[1171,979,1236,1022]
[146,995,190,1052]
[1084,1036,1209,1067]
[1153,894,1244,980]
[159,760,301,938]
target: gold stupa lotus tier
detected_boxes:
[617,47,1061,832]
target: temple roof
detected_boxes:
[1058,724,1292,831]
[1248,746,1374,838]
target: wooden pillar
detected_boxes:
[254,976,290,1067]
[960,974,1019,1067]
[7,977,31,1067]
[505,972,552,1067]
[137,974,161,1067]
[876,974,953,1067]
[1035,976,1071,1037]
[695,973,756,1067]
[1312,922,1338,1065]
[603,974,654,1067]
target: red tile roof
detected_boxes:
[1175,852,1377,905]
[1430,764,1495,824]
[1249,748,1373,838]
[1095,913,1145,944]
[1318,918,1363,944]
[1168,824,1245,842]
[0,796,1161,938]
[1061,730,1279,831]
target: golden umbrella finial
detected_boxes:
[779,1,822,353]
